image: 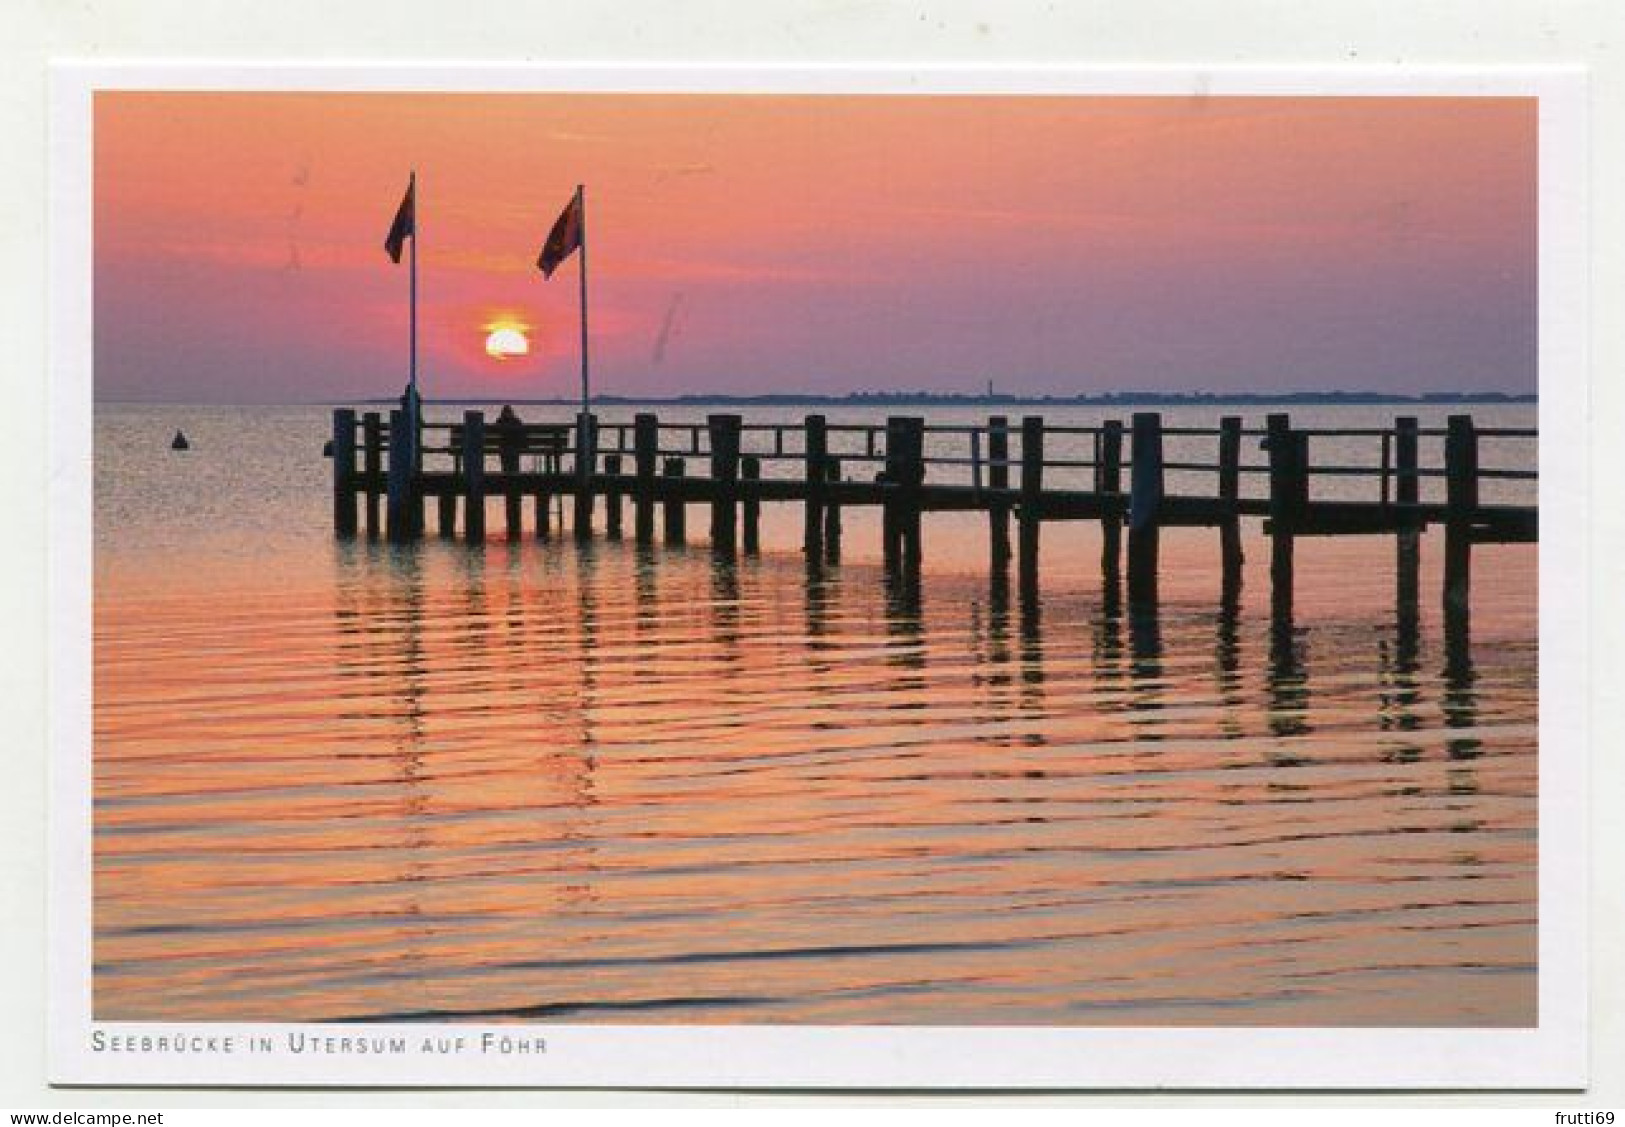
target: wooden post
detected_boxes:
[1097,419,1124,582]
[1395,415,1420,615]
[332,408,357,537]
[1296,433,1311,503]
[803,414,827,559]
[1380,431,1393,507]
[1218,415,1244,595]
[882,417,912,570]
[534,484,551,539]
[1127,412,1164,604]
[435,477,455,542]
[362,411,382,538]
[405,410,424,539]
[1018,415,1044,594]
[823,456,843,563]
[1265,412,1299,613]
[708,414,742,553]
[882,418,900,568]
[437,488,456,539]
[988,416,1011,571]
[499,415,523,540]
[899,418,925,573]
[741,454,761,553]
[461,410,486,542]
[604,454,624,539]
[573,412,597,541]
[1444,414,1478,613]
[633,413,658,543]
[662,457,686,543]
[384,408,409,541]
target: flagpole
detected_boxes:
[409,168,423,504]
[577,183,590,418]
[409,169,419,406]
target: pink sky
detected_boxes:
[94,92,1536,403]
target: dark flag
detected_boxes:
[536,190,583,278]
[384,175,415,264]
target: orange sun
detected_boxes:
[485,326,530,361]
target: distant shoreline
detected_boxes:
[338,390,1537,408]
[97,390,1539,408]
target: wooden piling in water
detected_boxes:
[604,454,624,539]
[461,410,486,542]
[439,489,458,539]
[709,414,742,553]
[385,408,412,541]
[362,412,382,538]
[499,416,523,540]
[1444,414,1478,613]
[402,409,425,539]
[882,417,925,573]
[332,408,357,538]
[1394,415,1420,612]
[1127,412,1163,604]
[988,416,1011,571]
[573,413,597,541]
[634,413,658,544]
[823,456,842,562]
[803,414,827,559]
[900,418,925,573]
[882,417,904,569]
[662,457,686,543]
[741,454,761,554]
[1098,419,1124,583]
[533,486,551,539]
[1018,416,1044,594]
[1218,415,1244,595]
[1266,413,1306,613]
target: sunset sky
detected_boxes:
[93,92,1536,403]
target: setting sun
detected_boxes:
[484,326,529,361]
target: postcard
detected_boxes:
[48,63,1587,1088]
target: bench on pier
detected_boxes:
[441,422,572,473]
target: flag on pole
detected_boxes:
[384,176,415,263]
[532,185,591,417]
[536,191,583,278]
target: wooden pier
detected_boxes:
[331,408,1537,611]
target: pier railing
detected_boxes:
[331,408,1536,610]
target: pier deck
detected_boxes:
[331,408,1537,612]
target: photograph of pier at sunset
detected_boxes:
[92,90,1537,1028]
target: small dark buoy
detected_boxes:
[170,429,190,451]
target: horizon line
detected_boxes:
[96,389,1539,408]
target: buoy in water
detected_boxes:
[170,430,190,451]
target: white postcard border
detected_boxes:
[48,62,1589,1089]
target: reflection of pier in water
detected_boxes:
[771,486,1476,764]
[331,541,610,956]
[310,529,1504,1022]
[334,531,1480,776]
